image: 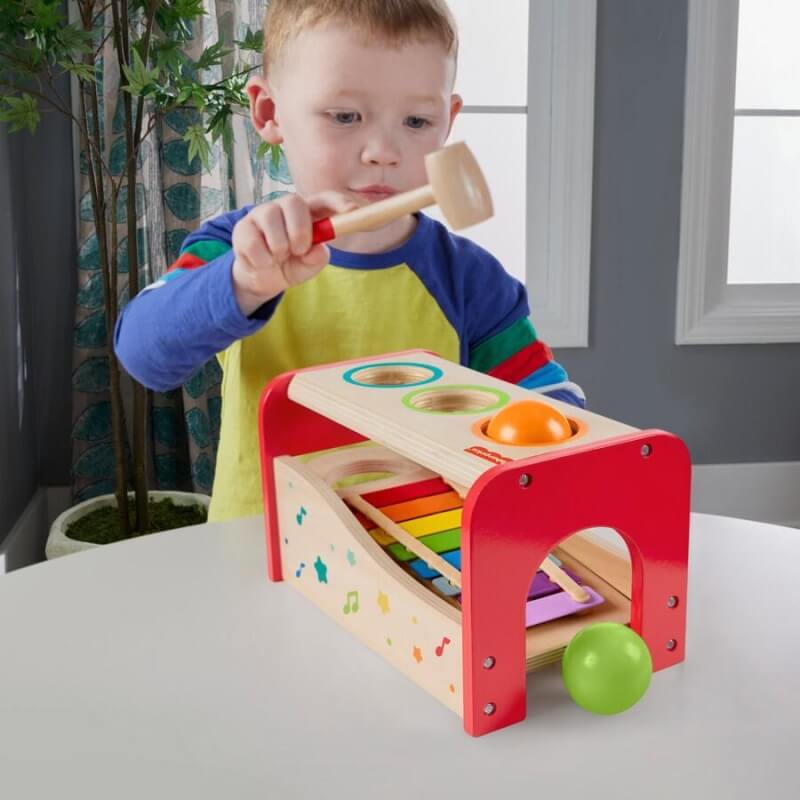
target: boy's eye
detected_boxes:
[331,111,361,124]
[405,116,431,130]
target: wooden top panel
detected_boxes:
[289,352,637,488]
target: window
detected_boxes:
[425,0,596,347]
[676,0,800,344]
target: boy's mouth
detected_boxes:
[351,185,397,201]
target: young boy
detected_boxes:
[114,0,585,523]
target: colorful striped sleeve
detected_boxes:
[469,317,586,408]
[138,238,235,294]
[168,238,232,272]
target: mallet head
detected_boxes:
[425,142,494,230]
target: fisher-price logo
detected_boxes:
[463,445,512,465]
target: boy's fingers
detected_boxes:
[280,193,314,255]
[233,218,270,270]
[298,243,330,268]
[258,203,290,261]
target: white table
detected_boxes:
[1,513,798,799]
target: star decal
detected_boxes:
[346,549,356,566]
[377,591,390,614]
[313,555,328,584]
[412,646,423,664]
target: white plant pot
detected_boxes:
[45,490,211,560]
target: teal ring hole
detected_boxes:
[343,361,443,388]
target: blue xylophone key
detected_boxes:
[432,576,461,597]
[409,548,461,579]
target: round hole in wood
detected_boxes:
[324,458,406,490]
[343,362,442,387]
[402,385,509,415]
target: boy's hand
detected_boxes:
[231,191,360,316]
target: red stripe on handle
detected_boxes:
[311,217,336,245]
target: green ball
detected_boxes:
[561,622,653,715]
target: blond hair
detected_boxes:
[263,0,458,73]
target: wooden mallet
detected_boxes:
[311,141,493,244]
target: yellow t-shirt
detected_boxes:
[212,262,460,521]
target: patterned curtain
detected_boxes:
[71,0,292,504]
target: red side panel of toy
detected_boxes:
[258,372,364,582]
[460,430,691,737]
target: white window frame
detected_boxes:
[454,0,595,348]
[526,0,596,347]
[676,0,800,345]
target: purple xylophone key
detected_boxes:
[527,567,583,600]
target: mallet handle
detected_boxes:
[540,556,591,603]
[311,185,436,244]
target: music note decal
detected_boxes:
[435,636,451,657]
[342,590,359,614]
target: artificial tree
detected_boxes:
[0,0,275,538]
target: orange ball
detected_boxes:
[485,399,573,445]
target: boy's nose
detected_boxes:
[361,134,401,167]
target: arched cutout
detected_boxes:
[517,527,633,673]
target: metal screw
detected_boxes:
[483,702,496,715]
[483,656,496,669]
[667,596,679,608]
[641,444,652,457]
[666,639,677,651]
[519,474,531,487]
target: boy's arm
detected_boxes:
[465,253,586,409]
[113,208,281,392]
[469,317,586,408]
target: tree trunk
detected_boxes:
[78,61,131,537]
[123,80,149,533]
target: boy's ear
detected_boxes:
[247,76,283,145]
[446,93,464,139]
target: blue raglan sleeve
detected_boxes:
[113,207,282,392]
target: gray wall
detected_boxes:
[558,0,800,465]
[0,73,76,540]
[15,87,78,486]
[0,128,38,537]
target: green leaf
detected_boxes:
[235,28,264,53]
[154,41,185,75]
[153,0,206,40]
[121,48,160,97]
[256,140,271,161]
[0,92,40,134]
[253,141,284,172]
[195,41,229,71]
[220,119,233,155]
[60,60,96,82]
[190,85,207,110]
[184,123,211,171]
[56,23,92,56]
[176,85,193,105]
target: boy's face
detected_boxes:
[249,21,462,205]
